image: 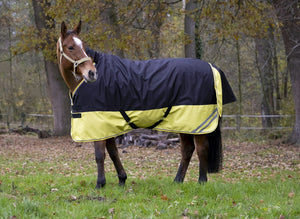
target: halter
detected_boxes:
[58,37,92,80]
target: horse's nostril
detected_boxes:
[89,70,95,78]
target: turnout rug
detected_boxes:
[70,50,236,142]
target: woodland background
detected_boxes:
[0,0,299,144]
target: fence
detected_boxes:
[0,113,294,132]
[0,113,54,130]
[222,114,293,130]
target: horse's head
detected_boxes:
[57,21,97,85]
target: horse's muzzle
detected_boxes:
[84,70,97,83]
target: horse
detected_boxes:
[57,21,235,189]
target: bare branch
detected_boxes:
[287,42,300,58]
[165,0,182,5]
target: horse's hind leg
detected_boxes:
[106,138,127,186]
[94,140,106,189]
[194,135,209,183]
[174,134,195,183]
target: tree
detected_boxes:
[11,0,183,136]
[196,0,293,131]
[184,0,197,58]
[99,0,125,58]
[272,0,300,145]
[31,0,70,135]
[146,0,165,58]
[255,26,276,128]
[0,0,14,128]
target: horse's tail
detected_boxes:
[207,118,223,173]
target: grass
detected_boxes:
[0,134,299,218]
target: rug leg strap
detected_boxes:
[120,106,172,130]
[119,110,139,129]
[146,106,172,129]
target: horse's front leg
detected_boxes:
[94,140,106,189]
[194,135,209,183]
[174,134,195,183]
[106,138,127,186]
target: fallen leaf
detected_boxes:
[160,194,169,201]
[155,209,161,215]
[109,208,115,214]
[80,180,87,187]
[288,191,295,198]
[182,208,189,216]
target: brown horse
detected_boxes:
[57,21,225,189]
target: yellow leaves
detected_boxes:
[13,26,39,55]
[201,0,276,40]
[233,34,239,41]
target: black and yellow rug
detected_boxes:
[70,51,236,142]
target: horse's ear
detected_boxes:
[61,21,67,39]
[74,20,81,35]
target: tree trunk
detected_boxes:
[272,0,300,145]
[148,1,164,59]
[195,13,202,59]
[271,25,281,112]
[283,70,288,98]
[100,0,124,58]
[184,0,197,58]
[32,0,70,135]
[44,59,71,135]
[255,31,275,128]
[8,15,13,129]
[236,37,242,131]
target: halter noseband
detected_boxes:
[58,37,92,80]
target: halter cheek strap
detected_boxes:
[58,37,92,80]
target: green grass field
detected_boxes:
[0,134,299,218]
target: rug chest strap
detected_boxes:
[120,106,172,130]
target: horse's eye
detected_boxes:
[68,46,74,50]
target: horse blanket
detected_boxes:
[70,50,236,142]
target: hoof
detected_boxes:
[118,179,126,187]
[173,179,184,184]
[118,175,127,187]
[198,176,207,184]
[95,182,106,189]
[119,182,125,187]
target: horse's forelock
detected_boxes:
[67,30,75,36]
